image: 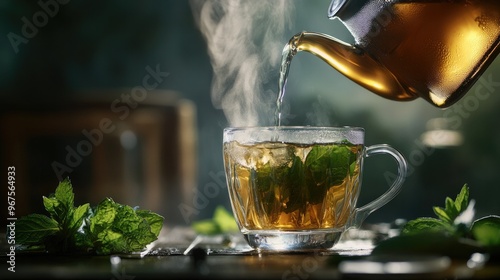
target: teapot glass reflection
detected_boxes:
[283,0,500,108]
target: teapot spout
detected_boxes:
[289,31,416,102]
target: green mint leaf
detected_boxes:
[42,196,63,222]
[305,144,355,205]
[434,185,470,224]
[471,215,500,247]
[70,203,90,233]
[74,230,93,251]
[253,163,272,193]
[213,205,239,233]
[444,197,459,221]
[89,198,125,254]
[192,206,238,235]
[401,217,455,235]
[305,144,352,186]
[284,155,308,213]
[90,198,116,230]
[54,178,74,208]
[433,206,452,224]
[454,184,469,214]
[89,198,158,255]
[253,163,272,195]
[192,220,220,235]
[43,178,75,226]
[136,209,164,236]
[17,214,59,245]
[251,151,297,216]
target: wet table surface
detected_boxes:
[2,225,500,280]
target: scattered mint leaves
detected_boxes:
[16,178,164,255]
[191,205,239,235]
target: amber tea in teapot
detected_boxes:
[278,0,500,116]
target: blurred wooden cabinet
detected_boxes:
[0,90,196,226]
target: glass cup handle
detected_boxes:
[349,144,408,229]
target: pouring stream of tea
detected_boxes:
[275,36,296,127]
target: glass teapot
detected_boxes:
[284,0,500,108]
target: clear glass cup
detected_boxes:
[223,126,407,251]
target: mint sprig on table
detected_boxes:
[401,184,500,246]
[373,184,500,257]
[16,178,164,255]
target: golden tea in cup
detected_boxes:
[223,126,407,251]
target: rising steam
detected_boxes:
[190,0,294,126]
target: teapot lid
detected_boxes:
[328,0,371,20]
[328,0,347,18]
